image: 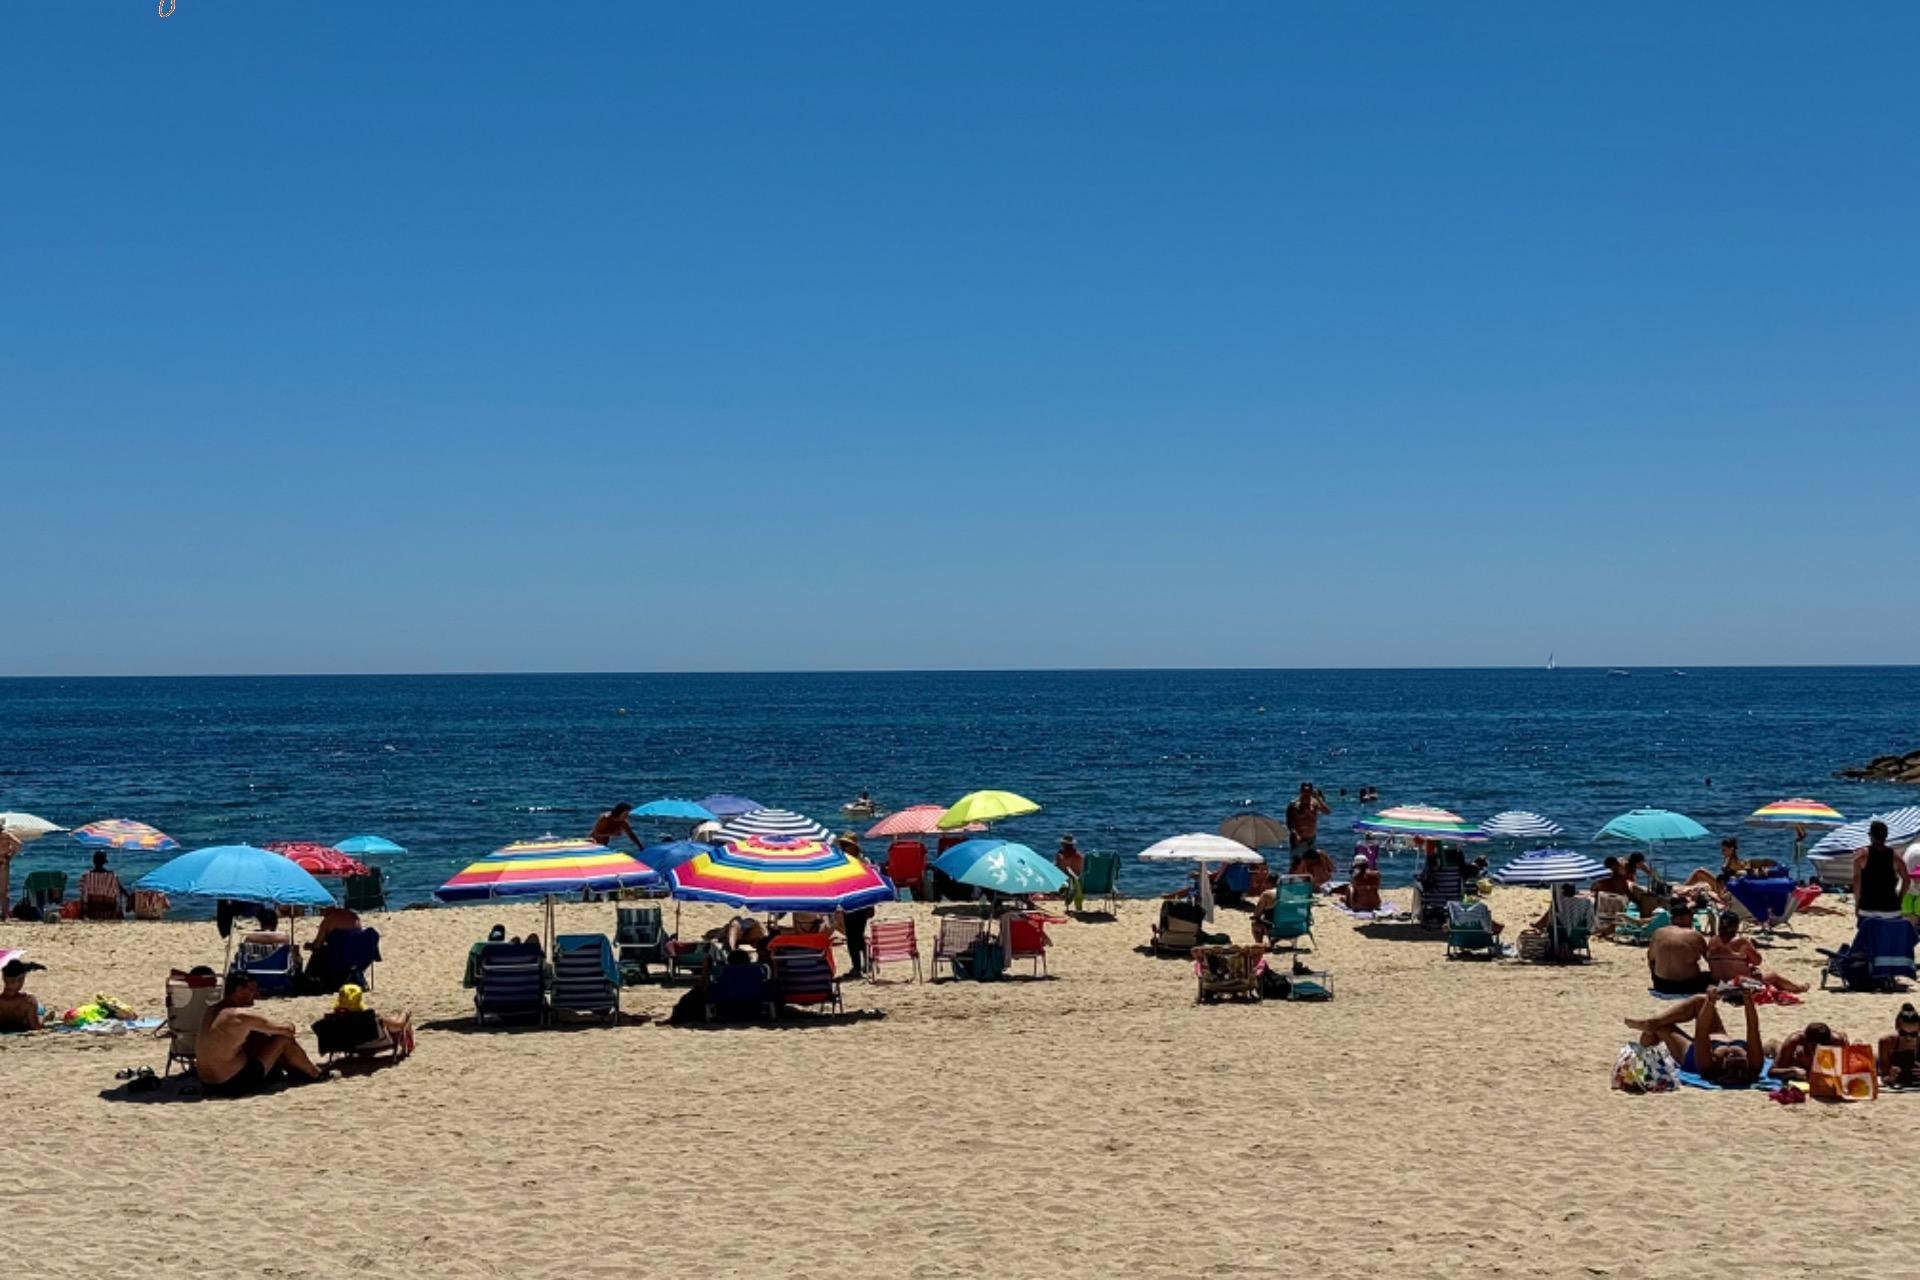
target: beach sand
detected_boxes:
[3,888,1913,1280]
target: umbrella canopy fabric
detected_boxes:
[1493,848,1607,885]
[715,808,832,843]
[1140,832,1267,865]
[333,835,407,856]
[933,838,1068,895]
[938,790,1040,830]
[637,840,716,873]
[0,813,65,843]
[436,837,659,903]
[696,794,764,820]
[667,835,895,912]
[71,819,180,852]
[1218,812,1287,849]
[137,843,336,907]
[1808,808,1920,856]
[1478,810,1564,841]
[865,804,977,839]
[1352,805,1487,843]
[632,799,717,823]
[265,841,369,877]
[1748,798,1846,828]
[1595,808,1711,843]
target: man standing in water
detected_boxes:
[589,802,645,851]
[1285,782,1330,856]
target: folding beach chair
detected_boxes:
[159,970,222,1077]
[473,942,547,1026]
[1819,917,1919,993]
[884,841,929,901]
[934,916,988,977]
[615,903,670,981]
[551,934,621,1024]
[312,1008,412,1068]
[230,932,298,998]
[1611,908,1670,947]
[1077,852,1121,913]
[1150,900,1205,956]
[705,959,776,1022]
[770,934,842,1014]
[1193,945,1264,1004]
[1004,914,1050,977]
[21,870,66,918]
[1445,901,1502,960]
[1417,867,1465,931]
[1263,877,1316,953]
[313,926,382,992]
[132,889,171,920]
[865,918,922,982]
[342,867,388,913]
[1594,892,1628,937]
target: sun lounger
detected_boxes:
[159,970,222,1077]
[1417,867,1465,930]
[1445,901,1502,959]
[231,932,298,998]
[473,942,547,1026]
[769,934,842,1013]
[1595,892,1628,936]
[312,926,382,993]
[934,916,988,976]
[551,934,620,1024]
[615,903,670,982]
[1610,909,1670,946]
[865,918,922,982]
[1193,945,1264,1003]
[1262,877,1316,953]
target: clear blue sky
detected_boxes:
[5,4,1915,674]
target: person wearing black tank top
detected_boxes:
[1853,821,1910,917]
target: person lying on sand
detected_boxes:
[1770,1020,1844,1082]
[196,972,326,1097]
[1647,896,1712,995]
[1706,914,1807,994]
[1625,988,1769,1087]
[1878,1003,1920,1088]
[0,959,46,1032]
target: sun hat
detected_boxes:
[335,983,365,1013]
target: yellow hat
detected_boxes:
[335,983,365,1013]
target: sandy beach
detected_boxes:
[3,888,1914,1280]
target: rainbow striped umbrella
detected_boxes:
[71,819,180,852]
[1748,798,1845,828]
[667,834,895,913]
[435,837,659,903]
[1352,804,1487,843]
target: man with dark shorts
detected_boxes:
[196,972,325,1096]
[1647,895,1711,995]
[1285,783,1330,856]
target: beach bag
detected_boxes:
[1809,1043,1878,1101]
[1613,1043,1679,1094]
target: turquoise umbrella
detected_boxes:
[934,839,1067,896]
[1595,808,1710,844]
[334,835,406,856]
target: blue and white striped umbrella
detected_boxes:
[1808,807,1920,856]
[1479,810,1563,841]
[715,807,833,844]
[1493,848,1607,885]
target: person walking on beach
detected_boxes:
[1055,834,1084,912]
[1285,783,1330,855]
[589,802,644,851]
[1854,820,1909,919]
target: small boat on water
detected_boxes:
[1607,669,1632,678]
[1546,652,1556,671]
[1670,669,1688,678]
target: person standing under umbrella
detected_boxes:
[835,833,876,977]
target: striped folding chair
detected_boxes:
[865,919,922,982]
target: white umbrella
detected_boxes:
[1478,811,1564,841]
[714,808,832,843]
[0,813,64,842]
[1140,832,1265,923]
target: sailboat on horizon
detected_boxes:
[1547,652,1556,671]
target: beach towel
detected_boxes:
[49,1017,163,1035]
[1333,900,1408,920]
[1677,1056,1777,1092]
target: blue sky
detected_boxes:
[4,4,1915,674]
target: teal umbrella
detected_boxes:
[1595,808,1711,844]
[934,839,1068,896]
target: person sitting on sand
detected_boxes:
[1648,896,1712,995]
[1625,988,1768,1088]
[1333,853,1382,912]
[1706,913,1807,994]
[196,971,326,1096]
[1771,1020,1844,1082]
[1878,1003,1920,1089]
[0,958,47,1032]
[588,802,644,851]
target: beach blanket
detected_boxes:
[1678,1056,1777,1092]
[1333,900,1408,921]
[48,1017,162,1035]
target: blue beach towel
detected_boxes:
[1677,1056,1776,1092]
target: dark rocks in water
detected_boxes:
[1836,749,1920,785]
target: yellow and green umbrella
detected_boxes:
[938,790,1040,830]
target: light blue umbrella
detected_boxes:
[934,838,1067,896]
[333,835,406,856]
[638,840,716,873]
[137,843,337,907]
[1595,808,1710,844]
[631,799,716,823]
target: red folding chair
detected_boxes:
[885,840,928,899]
[865,918,922,982]
[1006,913,1050,977]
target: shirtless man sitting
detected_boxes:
[0,959,46,1032]
[195,972,326,1096]
[1647,896,1712,996]
[1625,988,1769,1088]
[1771,1020,1844,1083]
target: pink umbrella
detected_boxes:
[265,841,369,878]
[864,805,985,840]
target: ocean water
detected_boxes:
[3,668,1917,909]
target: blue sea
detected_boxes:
[4,668,1917,909]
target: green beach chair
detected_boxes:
[343,866,387,913]
[21,870,66,916]
[1077,852,1120,913]
[1611,908,1670,947]
[1262,877,1315,953]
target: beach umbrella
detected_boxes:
[71,819,180,852]
[333,835,407,856]
[0,813,65,843]
[1218,812,1286,850]
[866,804,979,839]
[1478,811,1564,841]
[1809,807,1920,857]
[637,840,715,873]
[631,798,717,823]
[136,843,336,907]
[1352,805,1487,843]
[934,838,1067,896]
[1594,808,1710,844]
[715,807,833,843]
[697,794,764,820]
[1747,798,1847,869]
[667,835,895,912]
[938,790,1040,830]
[1492,848,1607,885]
[1140,833,1268,865]
[264,841,369,878]
[436,837,660,902]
